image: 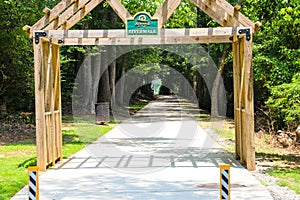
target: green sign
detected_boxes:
[126,12,159,37]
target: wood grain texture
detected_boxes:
[153,0,182,28]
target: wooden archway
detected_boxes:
[24,0,260,171]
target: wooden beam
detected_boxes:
[43,7,52,14]
[31,0,77,36]
[242,35,256,171]
[23,25,32,31]
[189,0,233,27]
[153,0,182,28]
[51,44,61,162]
[42,41,53,167]
[45,27,241,38]
[48,42,56,166]
[58,0,104,30]
[234,4,241,11]
[52,35,232,45]
[254,21,262,33]
[238,36,246,165]
[232,35,241,160]
[34,41,47,171]
[214,0,254,27]
[52,44,63,162]
[23,25,32,35]
[44,0,91,30]
[106,0,132,23]
[189,0,257,33]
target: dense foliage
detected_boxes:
[266,74,300,131]
[0,0,299,131]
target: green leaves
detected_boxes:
[121,0,163,16]
[164,0,197,28]
[266,73,300,131]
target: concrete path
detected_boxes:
[12,96,273,200]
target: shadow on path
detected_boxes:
[12,95,273,200]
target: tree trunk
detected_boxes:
[211,48,230,118]
[91,54,101,114]
[98,52,111,103]
[0,100,7,116]
[197,69,211,111]
[109,47,116,106]
[117,56,126,106]
[83,56,93,114]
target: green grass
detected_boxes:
[62,124,113,157]
[194,113,210,119]
[269,168,300,194]
[214,129,235,152]
[0,144,36,200]
[0,123,113,200]
[210,121,300,195]
[214,129,234,139]
[128,100,149,112]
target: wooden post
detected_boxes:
[239,37,247,165]
[48,41,56,166]
[242,35,256,170]
[232,36,241,160]
[233,33,255,170]
[43,41,52,167]
[34,41,47,172]
[52,44,63,161]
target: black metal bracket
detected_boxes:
[238,28,251,41]
[35,32,47,44]
[57,39,64,44]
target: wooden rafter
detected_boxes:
[28,0,104,36]
[44,0,92,30]
[106,0,132,23]
[30,0,76,36]
[57,0,104,30]
[190,0,231,26]
[189,0,260,33]
[26,0,260,34]
[153,0,182,28]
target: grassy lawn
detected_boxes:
[0,143,36,200]
[269,168,300,194]
[0,122,113,200]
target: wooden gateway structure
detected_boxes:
[24,0,261,171]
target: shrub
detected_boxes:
[266,73,300,131]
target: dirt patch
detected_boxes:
[0,120,36,145]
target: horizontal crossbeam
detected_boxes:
[33,27,251,45]
[51,36,232,45]
[39,27,248,38]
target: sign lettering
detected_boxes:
[126,12,159,37]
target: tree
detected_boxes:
[266,73,300,131]
[0,0,52,113]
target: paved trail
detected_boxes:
[13,96,273,200]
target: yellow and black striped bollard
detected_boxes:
[28,166,39,200]
[220,164,230,200]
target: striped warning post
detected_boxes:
[220,164,230,200]
[28,166,39,200]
